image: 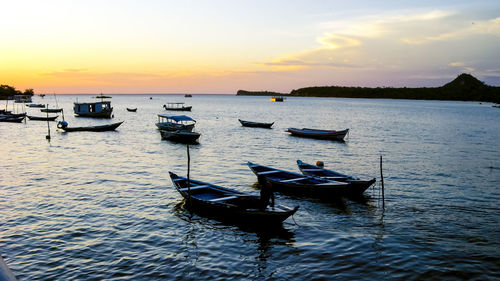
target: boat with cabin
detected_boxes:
[156,115,196,131]
[270,96,284,102]
[163,102,192,111]
[74,100,113,118]
[169,172,299,225]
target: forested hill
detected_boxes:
[237,74,500,103]
[236,90,286,96]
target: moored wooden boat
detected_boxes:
[26,103,45,108]
[27,115,59,121]
[126,108,137,112]
[238,119,274,128]
[286,128,349,141]
[0,115,25,123]
[156,115,195,131]
[247,162,373,198]
[57,121,123,132]
[163,102,192,111]
[74,100,112,118]
[41,108,63,113]
[169,172,299,224]
[297,160,376,194]
[160,130,201,143]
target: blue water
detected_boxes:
[1,95,499,280]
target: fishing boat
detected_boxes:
[0,115,25,123]
[159,130,201,143]
[238,119,274,128]
[286,128,349,141]
[41,108,63,113]
[163,102,192,111]
[169,172,299,224]
[185,94,192,98]
[126,108,137,112]
[270,96,284,102]
[156,115,196,131]
[27,115,59,121]
[297,160,376,193]
[57,121,123,132]
[74,100,113,118]
[26,104,45,108]
[247,162,374,197]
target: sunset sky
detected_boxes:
[1,0,500,94]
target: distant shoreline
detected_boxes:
[237,73,500,103]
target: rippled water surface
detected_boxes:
[1,95,499,280]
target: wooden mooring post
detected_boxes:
[186,144,191,208]
[380,155,385,209]
[46,104,51,141]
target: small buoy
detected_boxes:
[316,161,324,167]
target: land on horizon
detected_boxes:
[237,73,500,103]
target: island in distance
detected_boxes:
[237,73,500,103]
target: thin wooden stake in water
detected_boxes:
[380,155,385,209]
[46,104,51,141]
[186,144,191,207]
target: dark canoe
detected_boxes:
[27,115,59,121]
[0,116,25,123]
[238,119,274,128]
[163,104,192,111]
[169,172,298,224]
[286,128,349,141]
[57,121,124,132]
[297,160,376,195]
[247,161,372,198]
[160,130,201,143]
[41,108,63,113]
[126,108,137,112]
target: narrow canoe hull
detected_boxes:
[27,115,58,121]
[160,130,200,143]
[169,172,298,225]
[41,108,63,113]
[297,160,376,195]
[58,121,123,132]
[286,128,349,141]
[126,108,137,112]
[247,162,374,198]
[238,119,274,128]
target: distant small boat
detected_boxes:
[126,108,137,112]
[159,130,201,143]
[26,104,45,108]
[270,96,284,102]
[169,172,299,224]
[41,108,63,113]
[185,94,192,98]
[296,160,376,194]
[156,115,196,131]
[57,121,123,132]
[286,128,349,141]
[163,102,192,111]
[238,119,274,128]
[27,115,58,121]
[94,93,112,99]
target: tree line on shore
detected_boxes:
[237,74,500,103]
[0,84,34,100]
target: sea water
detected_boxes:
[1,94,499,280]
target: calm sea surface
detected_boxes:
[1,95,499,280]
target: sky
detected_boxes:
[1,0,500,94]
